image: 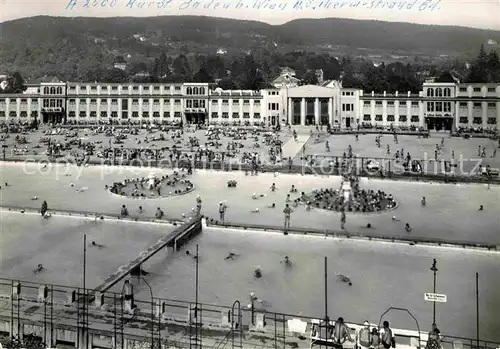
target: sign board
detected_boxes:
[424,293,447,303]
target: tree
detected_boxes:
[192,67,212,83]
[2,72,26,93]
[172,54,191,80]
[152,52,169,78]
[302,70,318,85]
[218,78,237,90]
[102,68,129,83]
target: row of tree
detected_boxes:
[1,47,499,94]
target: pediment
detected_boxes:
[287,85,335,98]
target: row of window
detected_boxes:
[426,102,453,112]
[185,100,206,108]
[211,112,259,119]
[342,103,354,112]
[459,117,497,124]
[363,115,420,122]
[364,101,420,106]
[459,87,497,93]
[459,102,497,108]
[43,99,63,108]
[42,87,64,95]
[68,85,184,92]
[426,88,452,97]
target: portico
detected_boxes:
[286,85,336,126]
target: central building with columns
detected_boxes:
[285,85,338,126]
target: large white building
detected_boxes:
[0,76,499,132]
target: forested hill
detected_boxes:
[1,15,499,79]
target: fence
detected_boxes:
[0,278,498,349]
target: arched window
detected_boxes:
[187,87,192,95]
[49,99,55,107]
[57,87,62,94]
[427,89,434,97]
[50,87,56,94]
[200,87,205,95]
[44,87,49,94]
[427,102,434,112]
[444,88,451,97]
[193,87,199,95]
[43,100,48,107]
[57,100,62,107]
[436,88,443,97]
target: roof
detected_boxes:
[272,74,300,85]
[25,76,63,85]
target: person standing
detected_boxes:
[333,317,352,349]
[283,204,292,230]
[219,202,226,222]
[40,200,48,217]
[380,321,395,349]
[123,280,134,313]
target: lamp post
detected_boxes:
[138,276,155,349]
[2,144,7,161]
[430,259,438,325]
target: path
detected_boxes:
[281,135,310,159]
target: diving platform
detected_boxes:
[94,216,202,293]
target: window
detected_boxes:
[473,117,482,124]
[436,88,443,97]
[174,112,181,118]
[488,103,496,109]
[79,111,86,118]
[100,99,107,105]
[143,112,149,118]
[387,101,394,106]
[0,111,5,117]
[254,100,260,105]
[163,111,170,118]
[243,100,250,105]
[435,102,442,112]
[364,101,370,106]
[459,87,467,92]
[222,112,229,118]
[243,112,250,118]
[427,103,435,112]
[100,111,107,118]
[9,111,16,117]
[69,111,76,118]
[111,86,118,91]
[153,86,160,91]
[132,111,139,118]
[254,113,261,119]
[342,103,353,112]
[222,100,229,105]
[411,115,419,122]
[399,115,407,122]
[153,112,160,118]
[487,87,495,92]
[232,112,240,118]
[186,100,193,108]
[89,111,96,118]
[153,99,160,104]
[387,115,395,122]
[122,111,128,119]
[487,117,496,125]
[375,115,383,121]
[233,100,239,105]
[164,99,170,105]
[444,88,451,97]
[473,102,481,108]
[143,99,149,105]
[363,114,371,121]
[443,102,451,112]
[411,102,419,106]
[211,112,218,119]
[459,117,468,124]
[473,87,481,92]
[122,99,128,110]
[132,99,139,105]
[459,102,467,108]
[174,99,181,105]
[375,101,382,106]
[426,89,434,97]
[111,111,118,118]
[132,86,139,91]
[20,111,27,118]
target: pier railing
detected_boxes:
[0,278,498,349]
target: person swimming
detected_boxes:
[91,241,105,248]
[281,256,291,266]
[186,250,198,260]
[254,267,262,278]
[479,205,484,211]
[33,264,44,274]
[405,223,412,233]
[336,273,352,286]
[224,252,239,260]
[251,208,260,213]
[421,197,426,206]
[267,203,276,208]
[252,193,265,199]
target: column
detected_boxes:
[288,98,292,124]
[497,102,500,132]
[314,98,319,125]
[300,98,306,126]
[328,98,333,125]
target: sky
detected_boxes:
[1,0,500,30]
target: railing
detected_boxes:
[0,278,498,349]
